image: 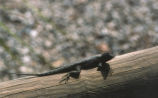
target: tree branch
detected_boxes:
[1,46,158,98]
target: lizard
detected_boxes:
[10,52,114,83]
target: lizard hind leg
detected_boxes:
[59,66,81,84]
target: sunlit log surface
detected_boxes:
[0,46,158,98]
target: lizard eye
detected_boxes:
[102,53,114,61]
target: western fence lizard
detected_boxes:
[11,52,114,83]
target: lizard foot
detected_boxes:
[59,68,81,84]
[59,73,70,84]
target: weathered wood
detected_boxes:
[0,46,158,98]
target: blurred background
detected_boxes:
[0,0,158,82]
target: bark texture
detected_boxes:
[0,46,158,98]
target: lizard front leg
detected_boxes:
[59,66,81,83]
[97,62,112,79]
[97,62,103,71]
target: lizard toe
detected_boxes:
[59,73,70,84]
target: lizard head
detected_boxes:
[101,52,114,61]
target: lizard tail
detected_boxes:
[8,73,39,76]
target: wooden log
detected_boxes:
[0,46,158,98]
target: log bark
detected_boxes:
[0,46,158,98]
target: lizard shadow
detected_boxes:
[97,63,111,80]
